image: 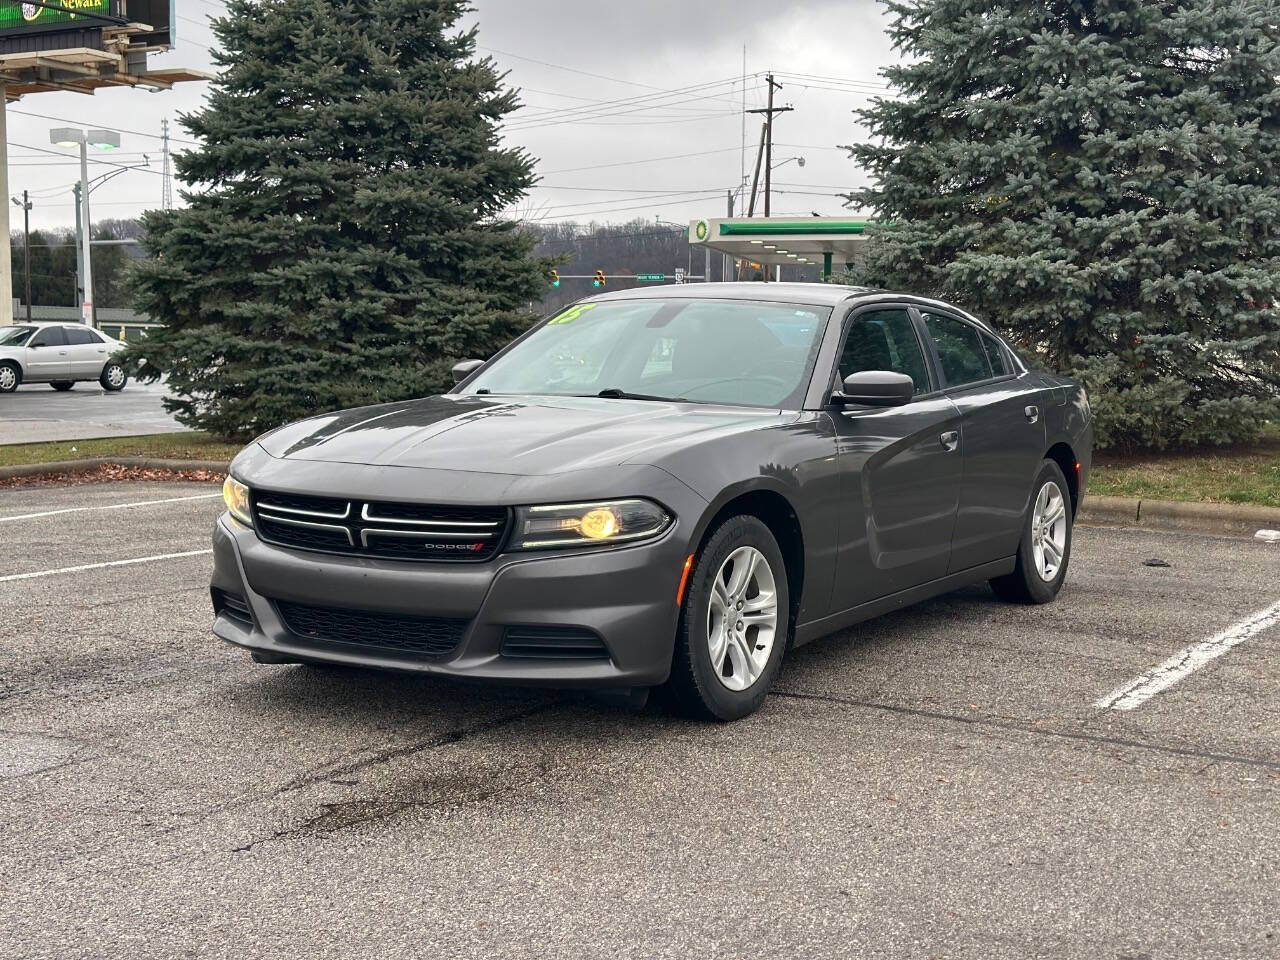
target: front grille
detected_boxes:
[212,588,254,627]
[500,626,611,661]
[275,599,466,658]
[251,490,508,562]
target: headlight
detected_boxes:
[512,499,671,550]
[222,475,253,527]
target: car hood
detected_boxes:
[257,394,789,475]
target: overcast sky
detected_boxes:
[7,0,898,233]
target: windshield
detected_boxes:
[463,298,831,408]
[0,325,34,347]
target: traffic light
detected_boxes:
[551,269,560,288]
[593,269,606,288]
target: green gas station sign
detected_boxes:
[0,1,115,35]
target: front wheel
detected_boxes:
[666,515,789,721]
[100,362,127,392]
[50,381,74,392]
[990,459,1073,604]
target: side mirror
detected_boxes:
[451,359,484,384]
[832,371,914,408]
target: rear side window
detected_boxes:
[838,308,932,395]
[922,312,992,387]
[29,327,67,348]
[64,327,98,345]
[980,332,1011,376]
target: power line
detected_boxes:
[540,147,742,176]
[9,108,201,146]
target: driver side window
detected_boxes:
[838,309,931,396]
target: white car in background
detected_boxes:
[0,322,129,393]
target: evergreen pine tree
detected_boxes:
[849,0,1280,450]
[127,0,550,438]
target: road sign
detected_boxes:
[674,268,685,285]
[635,273,665,282]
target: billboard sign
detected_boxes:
[0,1,119,36]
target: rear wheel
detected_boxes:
[666,515,789,721]
[0,362,19,393]
[990,459,1072,604]
[100,361,127,392]
[50,381,74,391]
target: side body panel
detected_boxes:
[22,327,69,381]
[946,375,1047,572]
[652,414,843,627]
[828,395,963,606]
[66,328,111,378]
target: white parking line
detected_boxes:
[0,493,221,523]
[1096,599,1280,711]
[0,550,213,584]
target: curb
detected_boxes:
[0,456,229,480]
[1080,495,1280,538]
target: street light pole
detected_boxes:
[51,126,121,328]
[11,192,31,322]
[77,138,94,326]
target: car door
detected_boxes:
[63,325,110,379]
[919,310,1046,572]
[23,326,70,382]
[828,305,963,608]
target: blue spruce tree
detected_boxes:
[849,0,1280,450]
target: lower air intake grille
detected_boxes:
[212,588,254,627]
[500,626,610,661]
[275,600,466,658]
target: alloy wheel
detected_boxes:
[706,545,779,692]
[0,366,15,391]
[106,365,125,388]
[1031,481,1068,581]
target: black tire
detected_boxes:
[0,361,20,393]
[50,381,75,392]
[666,515,790,721]
[990,459,1073,605]
[100,361,127,392]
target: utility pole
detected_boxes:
[161,117,173,211]
[11,191,31,321]
[747,74,792,218]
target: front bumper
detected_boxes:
[210,507,697,688]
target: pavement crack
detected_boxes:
[771,689,1280,773]
[269,701,555,798]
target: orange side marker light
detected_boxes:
[676,554,695,606]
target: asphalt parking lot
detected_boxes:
[0,380,184,445]
[1,481,1277,959]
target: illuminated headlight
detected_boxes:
[512,499,671,550]
[222,475,253,527]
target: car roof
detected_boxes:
[583,282,874,308]
[579,282,996,334]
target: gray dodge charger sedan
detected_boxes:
[213,284,1092,720]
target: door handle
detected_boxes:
[1024,405,1040,424]
[939,430,959,452]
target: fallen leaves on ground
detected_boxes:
[0,464,225,488]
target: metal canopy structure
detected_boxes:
[688,216,872,279]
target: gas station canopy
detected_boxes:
[687,216,872,276]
